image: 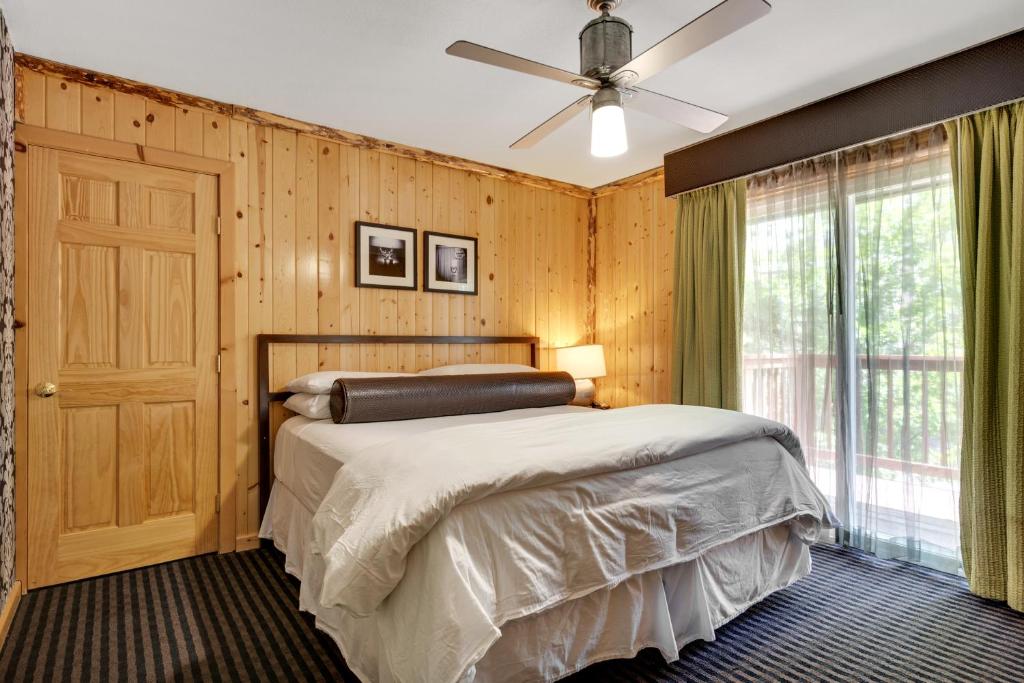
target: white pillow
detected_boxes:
[285,370,414,394]
[418,363,538,376]
[283,393,332,420]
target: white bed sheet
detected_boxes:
[263,482,810,683]
[273,405,593,513]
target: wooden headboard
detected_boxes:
[255,334,540,520]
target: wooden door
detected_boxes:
[26,147,220,588]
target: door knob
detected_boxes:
[35,382,57,398]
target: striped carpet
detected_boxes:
[1,546,1021,682]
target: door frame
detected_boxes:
[13,124,238,574]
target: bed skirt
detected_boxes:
[261,481,811,683]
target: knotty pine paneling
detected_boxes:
[593,172,675,408]
[17,66,592,543]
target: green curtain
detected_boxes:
[670,180,746,410]
[945,101,1024,611]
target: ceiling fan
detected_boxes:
[446,0,771,157]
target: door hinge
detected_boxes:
[215,494,221,513]
[216,216,222,236]
[216,353,222,373]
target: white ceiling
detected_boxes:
[6,0,1024,188]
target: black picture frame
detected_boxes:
[423,231,479,296]
[354,221,418,291]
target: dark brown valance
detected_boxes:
[664,29,1024,197]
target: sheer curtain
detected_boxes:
[843,129,963,571]
[743,127,964,572]
[744,158,840,507]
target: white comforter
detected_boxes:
[307,404,834,682]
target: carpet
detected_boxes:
[2,545,1021,682]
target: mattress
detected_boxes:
[273,405,593,514]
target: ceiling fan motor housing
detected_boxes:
[579,13,633,80]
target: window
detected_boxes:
[742,128,963,572]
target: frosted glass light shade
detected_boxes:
[555,344,607,379]
[590,104,627,158]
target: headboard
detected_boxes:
[255,334,540,520]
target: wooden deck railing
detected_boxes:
[743,353,963,479]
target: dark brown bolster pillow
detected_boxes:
[329,371,576,424]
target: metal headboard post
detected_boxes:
[256,334,540,521]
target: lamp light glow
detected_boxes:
[590,88,627,158]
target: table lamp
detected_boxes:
[554,344,607,408]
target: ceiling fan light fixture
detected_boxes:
[590,87,627,158]
[446,0,771,154]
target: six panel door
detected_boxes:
[26,147,220,587]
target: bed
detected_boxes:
[255,334,835,683]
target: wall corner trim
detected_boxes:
[591,166,664,198]
[14,52,595,199]
[0,581,22,648]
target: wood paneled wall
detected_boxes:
[15,63,592,544]
[592,171,676,407]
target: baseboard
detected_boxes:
[0,580,23,648]
[235,534,260,551]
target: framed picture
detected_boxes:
[423,231,478,295]
[355,221,417,290]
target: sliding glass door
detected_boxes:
[743,127,963,572]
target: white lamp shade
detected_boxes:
[590,104,627,158]
[554,344,607,380]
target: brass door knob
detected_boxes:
[35,382,57,398]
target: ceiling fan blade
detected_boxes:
[511,96,592,149]
[446,41,600,90]
[611,0,771,86]
[626,88,728,134]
